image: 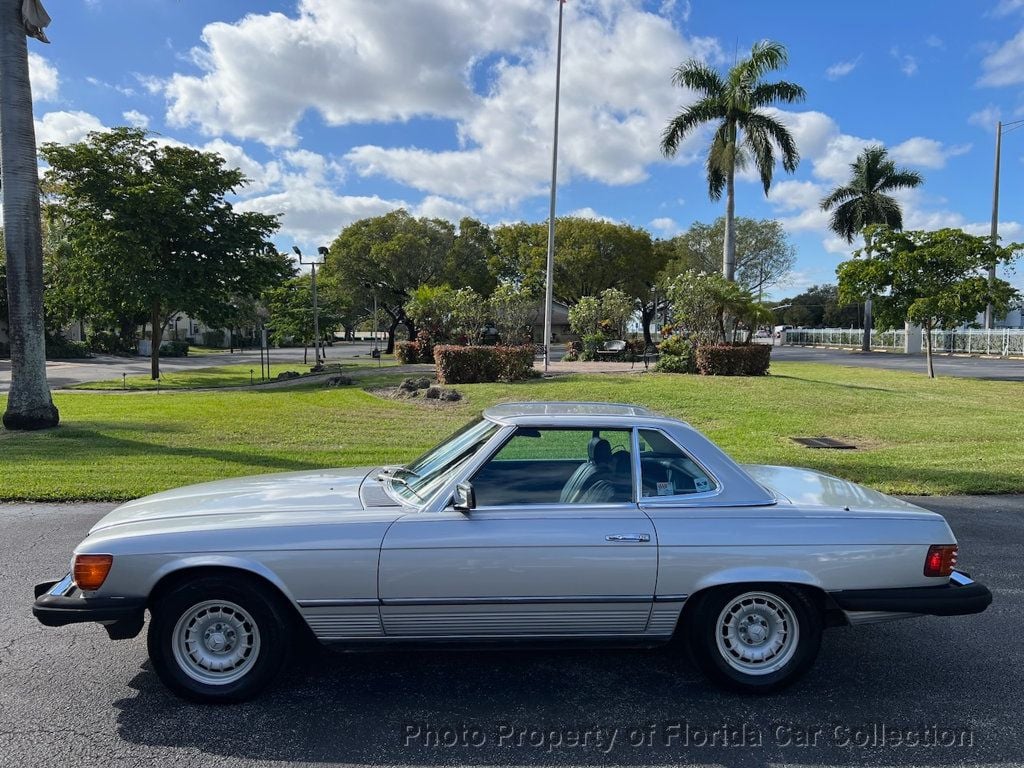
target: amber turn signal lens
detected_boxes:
[73,554,113,591]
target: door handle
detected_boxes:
[605,533,651,543]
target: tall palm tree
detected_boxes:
[1,0,59,429]
[661,40,805,282]
[820,145,923,351]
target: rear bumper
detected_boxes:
[831,571,992,618]
[32,575,146,640]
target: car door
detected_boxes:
[378,426,658,638]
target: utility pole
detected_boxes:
[542,0,565,372]
[987,120,1002,330]
[292,245,330,369]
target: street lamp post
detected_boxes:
[542,0,566,372]
[986,118,1024,329]
[292,245,330,368]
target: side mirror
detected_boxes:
[452,481,476,513]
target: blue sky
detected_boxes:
[27,0,1024,298]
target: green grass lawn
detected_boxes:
[74,361,397,390]
[1,361,1021,500]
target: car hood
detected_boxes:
[742,464,937,517]
[89,467,378,534]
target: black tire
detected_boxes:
[683,584,822,693]
[147,574,293,703]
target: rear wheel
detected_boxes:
[148,574,292,703]
[684,584,821,693]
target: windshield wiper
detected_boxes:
[392,466,420,479]
[386,474,424,501]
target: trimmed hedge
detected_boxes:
[434,344,535,384]
[395,340,433,364]
[695,344,771,376]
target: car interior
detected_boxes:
[468,427,716,507]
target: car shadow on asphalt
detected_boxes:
[111,617,1012,767]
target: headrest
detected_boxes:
[588,437,612,465]
[612,450,632,476]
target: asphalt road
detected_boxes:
[769,344,1024,380]
[0,342,381,392]
[1,497,1021,768]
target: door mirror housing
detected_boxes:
[452,481,476,512]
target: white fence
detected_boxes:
[784,328,1024,358]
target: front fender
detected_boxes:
[144,555,301,607]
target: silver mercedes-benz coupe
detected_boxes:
[34,402,991,702]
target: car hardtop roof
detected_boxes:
[482,401,686,427]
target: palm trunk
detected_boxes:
[1,0,58,429]
[722,125,737,282]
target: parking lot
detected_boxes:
[2,496,1021,768]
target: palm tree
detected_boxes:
[661,40,805,282]
[1,0,59,429]
[820,145,923,351]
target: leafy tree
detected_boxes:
[264,274,347,364]
[1,5,58,429]
[661,40,805,282]
[326,209,454,353]
[774,284,859,328]
[663,270,771,345]
[820,145,923,350]
[489,282,538,345]
[838,227,1020,378]
[41,128,286,378]
[659,216,796,297]
[567,288,635,340]
[446,218,498,296]
[492,217,663,338]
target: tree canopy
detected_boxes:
[41,128,288,378]
[838,226,1020,377]
[658,216,796,297]
[661,39,804,280]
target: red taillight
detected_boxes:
[924,544,958,577]
[73,554,113,591]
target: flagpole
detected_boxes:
[543,0,564,372]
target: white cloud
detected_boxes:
[889,137,972,168]
[979,29,1024,86]
[969,104,1003,129]
[825,57,859,80]
[28,52,58,101]
[122,109,150,128]
[568,207,618,223]
[890,47,918,76]
[34,110,105,145]
[347,2,719,209]
[990,0,1024,16]
[649,216,681,236]
[925,35,945,49]
[162,0,557,146]
[414,195,474,222]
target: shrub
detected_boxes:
[654,354,693,374]
[580,333,605,361]
[87,330,134,356]
[434,344,535,384]
[695,344,771,376]
[45,334,91,359]
[658,335,691,357]
[393,342,421,366]
[201,329,225,347]
[160,340,189,357]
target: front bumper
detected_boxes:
[32,574,146,640]
[831,571,992,618]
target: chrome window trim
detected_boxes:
[636,426,725,505]
[433,423,640,513]
[381,595,654,606]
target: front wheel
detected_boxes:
[684,584,822,693]
[147,574,293,703]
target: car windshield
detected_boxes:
[389,416,500,504]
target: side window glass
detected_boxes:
[638,429,717,497]
[470,428,634,506]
